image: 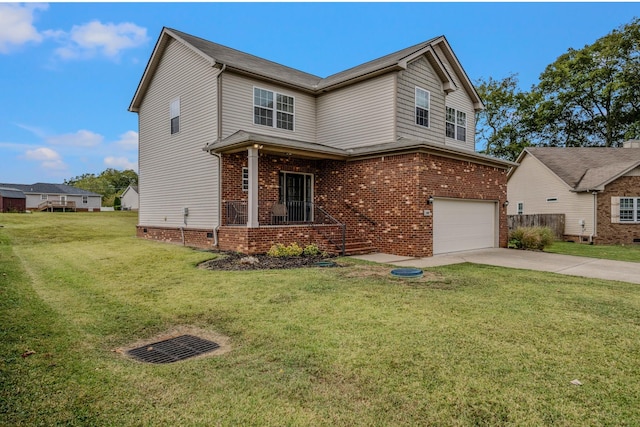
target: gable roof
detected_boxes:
[130,27,483,111]
[0,183,101,197]
[514,146,640,191]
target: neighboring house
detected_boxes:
[0,187,26,213]
[128,27,515,257]
[120,185,139,211]
[507,141,640,245]
[0,183,102,212]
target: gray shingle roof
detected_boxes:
[524,147,640,191]
[0,187,26,199]
[165,28,440,91]
[0,183,101,197]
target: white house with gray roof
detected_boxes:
[129,27,515,257]
[0,183,102,212]
[507,141,640,244]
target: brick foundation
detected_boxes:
[137,225,215,249]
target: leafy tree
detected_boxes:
[65,169,138,207]
[475,74,534,161]
[530,17,640,147]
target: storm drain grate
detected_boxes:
[127,334,220,364]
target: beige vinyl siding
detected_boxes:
[221,73,316,142]
[316,73,395,149]
[444,90,475,151]
[138,38,219,229]
[433,45,476,151]
[508,154,594,236]
[396,56,445,145]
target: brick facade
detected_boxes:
[597,176,640,245]
[219,150,508,257]
[138,151,508,256]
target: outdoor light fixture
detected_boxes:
[503,200,510,207]
[427,196,434,204]
[253,143,264,149]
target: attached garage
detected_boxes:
[433,198,497,255]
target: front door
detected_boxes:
[279,172,313,222]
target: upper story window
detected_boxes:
[254,87,294,131]
[170,98,180,134]
[415,87,430,127]
[620,197,640,222]
[446,107,466,142]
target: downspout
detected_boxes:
[591,191,598,244]
[210,63,226,248]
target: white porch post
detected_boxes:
[247,146,259,227]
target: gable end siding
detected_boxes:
[507,154,593,236]
[396,56,446,145]
[138,38,219,229]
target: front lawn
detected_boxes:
[546,240,640,262]
[2,212,640,425]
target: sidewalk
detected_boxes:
[351,248,640,284]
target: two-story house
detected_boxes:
[129,27,515,257]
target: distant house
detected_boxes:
[507,141,640,244]
[120,185,139,211]
[128,27,515,257]
[0,187,26,213]
[0,183,102,212]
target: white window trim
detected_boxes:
[82,195,88,204]
[170,97,180,135]
[446,106,467,142]
[253,86,295,131]
[415,86,430,128]
[41,194,48,200]
[242,167,249,192]
[619,197,640,223]
[517,201,524,215]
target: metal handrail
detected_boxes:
[223,200,346,255]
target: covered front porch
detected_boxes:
[207,132,352,255]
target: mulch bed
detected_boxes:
[198,251,340,271]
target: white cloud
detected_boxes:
[0,3,47,53]
[24,147,67,171]
[104,156,137,171]
[47,130,104,147]
[49,20,148,60]
[114,130,138,150]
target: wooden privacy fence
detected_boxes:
[507,214,565,239]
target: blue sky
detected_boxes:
[1,2,638,184]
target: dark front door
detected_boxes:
[279,172,312,222]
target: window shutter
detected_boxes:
[611,197,620,223]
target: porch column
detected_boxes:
[247,146,259,227]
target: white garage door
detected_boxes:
[433,199,497,255]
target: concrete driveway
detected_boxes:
[351,248,640,285]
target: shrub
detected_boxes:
[509,226,555,250]
[303,243,321,256]
[267,242,304,257]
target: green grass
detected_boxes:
[546,241,640,262]
[2,212,640,425]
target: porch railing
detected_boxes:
[223,200,346,255]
